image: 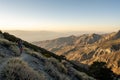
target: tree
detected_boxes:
[89,61,114,80]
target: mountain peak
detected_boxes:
[112,30,120,39]
[69,35,76,38]
[89,33,101,38]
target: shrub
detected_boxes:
[3,32,20,43]
[89,61,114,80]
[62,61,95,80]
[9,45,20,56]
[75,71,96,80]
[44,60,69,80]
[48,58,67,74]
[43,53,52,58]
[0,38,20,56]
[24,48,47,63]
[0,39,13,48]
[1,58,45,80]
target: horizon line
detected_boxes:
[1,29,119,33]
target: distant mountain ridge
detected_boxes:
[4,30,105,42]
[33,30,120,75]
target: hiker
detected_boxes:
[17,39,23,54]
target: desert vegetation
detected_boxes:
[0,58,45,80]
[89,61,115,80]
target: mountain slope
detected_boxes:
[33,30,120,75]
[0,31,95,80]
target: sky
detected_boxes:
[0,0,120,32]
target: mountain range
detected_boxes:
[33,30,120,75]
[4,30,105,42]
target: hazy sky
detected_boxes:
[0,0,120,32]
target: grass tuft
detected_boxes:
[1,58,45,80]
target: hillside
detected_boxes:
[0,31,96,80]
[33,30,120,75]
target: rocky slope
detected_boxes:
[0,31,95,80]
[33,30,120,75]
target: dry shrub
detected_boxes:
[44,58,69,80]
[1,58,45,80]
[48,58,67,74]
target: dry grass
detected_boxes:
[74,70,96,80]
[24,48,46,60]
[9,45,20,56]
[0,38,20,56]
[0,39,13,48]
[44,58,69,80]
[0,58,45,80]
[48,58,67,74]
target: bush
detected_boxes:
[75,71,96,80]
[44,60,69,80]
[9,45,20,56]
[3,32,20,43]
[48,58,67,74]
[1,58,45,80]
[62,61,96,80]
[0,39,13,48]
[0,38,20,56]
[89,61,114,80]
